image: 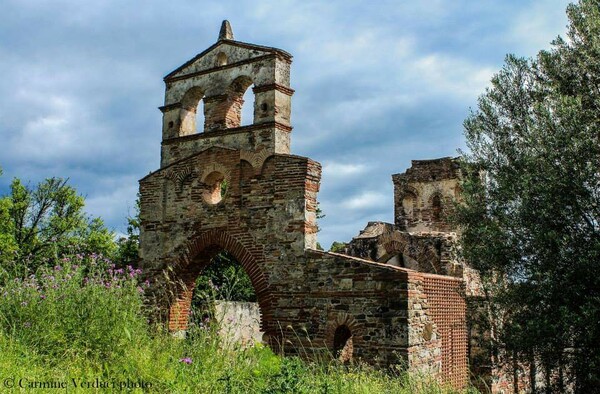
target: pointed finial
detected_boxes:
[219,20,234,41]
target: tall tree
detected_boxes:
[0,176,116,277]
[456,1,600,392]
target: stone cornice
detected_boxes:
[161,121,292,145]
[253,83,295,96]
[165,54,282,83]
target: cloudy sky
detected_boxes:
[0,0,571,248]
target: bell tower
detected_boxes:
[139,21,321,334]
[158,20,294,168]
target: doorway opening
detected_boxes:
[188,251,261,347]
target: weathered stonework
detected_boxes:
[393,157,462,233]
[213,301,264,347]
[139,21,468,390]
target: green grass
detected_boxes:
[0,256,478,393]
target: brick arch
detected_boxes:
[224,75,254,128]
[378,232,410,262]
[325,312,361,361]
[239,149,274,175]
[179,86,206,135]
[168,229,274,338]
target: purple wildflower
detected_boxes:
[179,357,193,365]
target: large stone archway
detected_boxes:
[167,229,274,337]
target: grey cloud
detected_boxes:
[0,0,571,244]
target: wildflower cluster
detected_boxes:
[0,254,150,362]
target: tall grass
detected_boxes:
[0,255,477,393]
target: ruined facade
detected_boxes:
[139,22,469,390]
[347,157,481,296]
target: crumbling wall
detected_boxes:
[393,157,461,233]
[214,301,263,347]
[347,221,460,276]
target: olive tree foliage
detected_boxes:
[455,1,600,392]
[0,174,116,279]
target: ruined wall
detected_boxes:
[139,150,321,336]
[139,22,470,391]
[393,157,461,233]
[213,301,263,347]
[348,221,460,276]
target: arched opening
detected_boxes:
[168,231,272,348]
[333,325,353,363]
[190,251,261,347]
[202,171,227,205]
[224,76,254,128]
[431,194,442,221]
[385,253,403,267]
[180,86,205,136]
[216,52,228,66]
[240,86,255,126]
[381,252,419,270]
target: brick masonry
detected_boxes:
[139,21,469,390]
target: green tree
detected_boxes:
[194,252,256,303]
[0,176,116,277]
[329,241,347,253]
[456,1,600,392]
[115,197,141,268]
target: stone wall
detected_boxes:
[348,221,460,275]
[393,157,461,233]
[214,301,263,347]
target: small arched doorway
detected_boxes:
[333,325,353,363]
[179,86,205,136]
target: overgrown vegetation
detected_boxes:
[456,1,600,392]
[194,252,256,303]
[0,253,472,393]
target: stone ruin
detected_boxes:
[139,21,485,390]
